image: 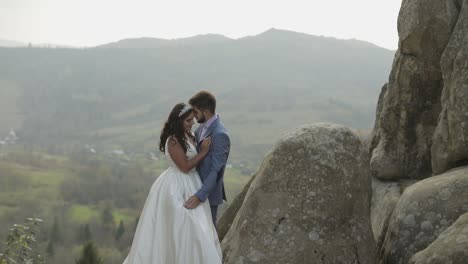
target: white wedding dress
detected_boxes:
[123,139,222,264]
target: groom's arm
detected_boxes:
[195,132,230,202]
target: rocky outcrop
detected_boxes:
[408,212,468,264]
[222,124,376,264]
[432,0,468,175]
[380,166,468,263]
[369,0,460,180]
[368,0,468,261]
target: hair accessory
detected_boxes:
[178,104,192,117]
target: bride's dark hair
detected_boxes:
[159,103,195,153]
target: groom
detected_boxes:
[184,90,230,226]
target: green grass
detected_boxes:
[3,162,68,198]
[113,208,137,225]
[28,170,67,187]
[68,205,100,223]
[68,205,138,226]
[0,160,69,205]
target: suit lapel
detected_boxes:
[202,118,219,140]
[195,127,202,151]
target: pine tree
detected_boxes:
[75,241,103,264]
[76,224,93,243]
[83,223,92,242]
[101,203,114,229]
[46,240,54,257]
[50,216,62,243]
[115,220,125,241]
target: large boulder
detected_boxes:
[432,0,468,175]
[217,174,256,242]
[369,0,459,180]
[222,123,377,264]
[380,166,468,263]
[409,212,468,264]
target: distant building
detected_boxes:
[113,150,125,155]
[9,129,17,139]
[84,144,96,154]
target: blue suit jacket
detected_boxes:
[195,117,230,206]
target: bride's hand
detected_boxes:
[200,137,211,154]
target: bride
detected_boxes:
[123,103,222,264]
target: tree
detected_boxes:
[50,216,62,243]
[100,204,114,229]
[75,242,102,264]
[76,224,92,243]
[83,224,92,242]
[115,220,125,241]
[0,218,45,264]
[46,240,54,257]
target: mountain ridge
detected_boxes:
[97,28,394,51]
[0,28,394,170]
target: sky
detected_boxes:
[0,0,402,50]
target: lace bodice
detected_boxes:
[165,138,198,170]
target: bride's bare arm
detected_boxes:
[167,137,211,173]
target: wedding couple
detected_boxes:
[123,91,230,264]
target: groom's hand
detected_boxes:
[184,195,202,209]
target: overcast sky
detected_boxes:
[0,0,402,50]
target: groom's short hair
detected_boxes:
[189,91,216,113]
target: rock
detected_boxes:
[218,174,256,242]
[409,212,468,264]
[432,0,468,174]
[380,166,468,263]
[371,178,416,249]
[222,123,377,264]
[368,83,387,158]
[369,0,459,180]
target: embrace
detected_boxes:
[123,91,230,264]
